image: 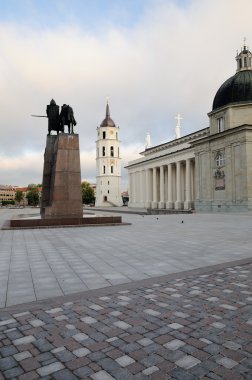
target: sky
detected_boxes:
[0,0,251,189]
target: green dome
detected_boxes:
[213,70,252,110]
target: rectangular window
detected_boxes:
[216,152,225,167]
[217,117,224,133]
[103,131,106,139]
[103,166,106,174]
[102,146,105,156]
[110,146,114,157]
[111,166,114,174]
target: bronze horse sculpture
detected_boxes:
[59,104,77,134]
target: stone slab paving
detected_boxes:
[0,259,251,379]
[1,208,252,308]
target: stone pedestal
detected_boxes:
[41,134,83,219]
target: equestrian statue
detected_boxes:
[32,99,77,135]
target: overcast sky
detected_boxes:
[0,0,251,189]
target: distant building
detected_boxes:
[126,43,252,212]
[0,185,15,203]
[0,186,43,206]
[95,101,122,207]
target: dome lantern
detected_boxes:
[236,38,252,72]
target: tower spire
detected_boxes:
[106,96,110,118]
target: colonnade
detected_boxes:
[129,158,195,210]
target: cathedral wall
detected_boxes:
[195,128,252,212]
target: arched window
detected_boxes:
[216,152,225,167]
[110,146,114,157]
[111,166,114,174]
[102,146,105,156]
[103,131,106,139]
[103,166,106,174]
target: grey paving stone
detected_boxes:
[164,339,185,350]
[73,366,93,377]
[34,338,54,352]
[3,365,24,379]
[216,357,238,369]
[0,345,18,357]
[116,355,135,367]
[13,335,36,345]
[54,349,75,363]
[99,357,121,371]
[171,367,197,380]
[175,355,201,369]
[91,370,116,380]
[14,350,32,361]
[37,361,65,376]
[0,356,18,371]
[53,368,78,380]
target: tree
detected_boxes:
[15,190,24,204]
[81,181,95,205]
[26,187,39,206]
[27,183,37,189]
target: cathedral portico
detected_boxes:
[127,149,197,211]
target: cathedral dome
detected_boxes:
[212,42,252,110]
[100,102,116,127]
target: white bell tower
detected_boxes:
[95,101,122,207]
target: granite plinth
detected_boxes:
[41,133,83,219]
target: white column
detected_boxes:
[152,167,158,208]
[139,170,144,205]
[175,161,183,209]
[158,165,165,208]
[166,163,173,209]
[184,159,192,209]
[145,169,151,208]
[133,172,137,204]
[128,173,133,207]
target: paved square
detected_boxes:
[0,208,251,379]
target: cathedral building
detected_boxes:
[95,102,122,207]
[126,43,252,212]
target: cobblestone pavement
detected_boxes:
[0,259,251,380]
[1,208,252,308]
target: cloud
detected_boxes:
[0,0,252,187]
